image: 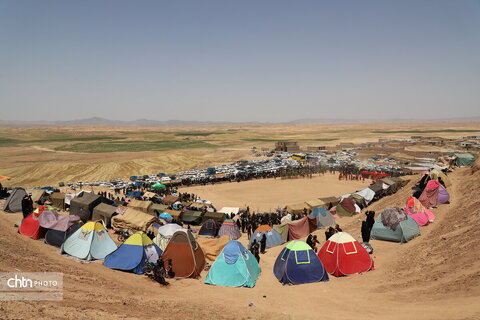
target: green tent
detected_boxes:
[181,210,204,225]
[370,212,420,243]
[335,198,357,216]
[349,194,367,209]
[204,240,261,288]
[148,203,169,216]
[454,153,475,166]
[273,223,289,243]
[151,183,166,191]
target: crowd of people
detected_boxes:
[324,224,343,242]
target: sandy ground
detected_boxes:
[179,173,370,211]
[1,164,480,319]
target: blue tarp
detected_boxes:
[126,191,144,198]
[249,229,283,248]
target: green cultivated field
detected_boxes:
[0,136,125,146]
[55,140,217,153]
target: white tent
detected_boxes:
[354,188,375,204]
[218,207,240,215]
[157,223,184,238]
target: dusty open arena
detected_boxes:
[179,173,370,211]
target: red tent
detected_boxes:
[318,232,374,277]
[19,206,48,239]
[288,216,317,240]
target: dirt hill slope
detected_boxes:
[0,165,479,320]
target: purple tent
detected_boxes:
[438,186,450,204]
[39,210,81,232]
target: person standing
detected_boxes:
[306,234,313,248]
[260,234,267,254]
[311,235,320,253]
[365,211,375,232]
[325,227,335,241]
[361,221,371,243]
[21,194,33,219]
[253,245,260,263]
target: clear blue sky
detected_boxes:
[1,0,479,122]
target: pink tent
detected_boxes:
[419,180,450,208]
[288,216,317,240]
[405,197,435,226]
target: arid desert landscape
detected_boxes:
[1,122,479,320]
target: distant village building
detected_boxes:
[459,141,477,149]
[337,142,355,149]
[420,140,444,146]
[274,141,300,152]
[306,146,326,152]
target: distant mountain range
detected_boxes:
[0,116,479,127]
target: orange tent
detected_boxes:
[255,225,272,232]
[161,229,205,278]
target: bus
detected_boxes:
[292,153,306,161]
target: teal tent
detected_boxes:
[310,207,335,229]
[370,211,420,243]
[454,153,475,166]
[204,240,261,288]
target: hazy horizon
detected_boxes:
[1,1,479,122]
[2,115,480,125]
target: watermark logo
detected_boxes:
[0,272,63,301]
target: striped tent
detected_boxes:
[218,219,241,240]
